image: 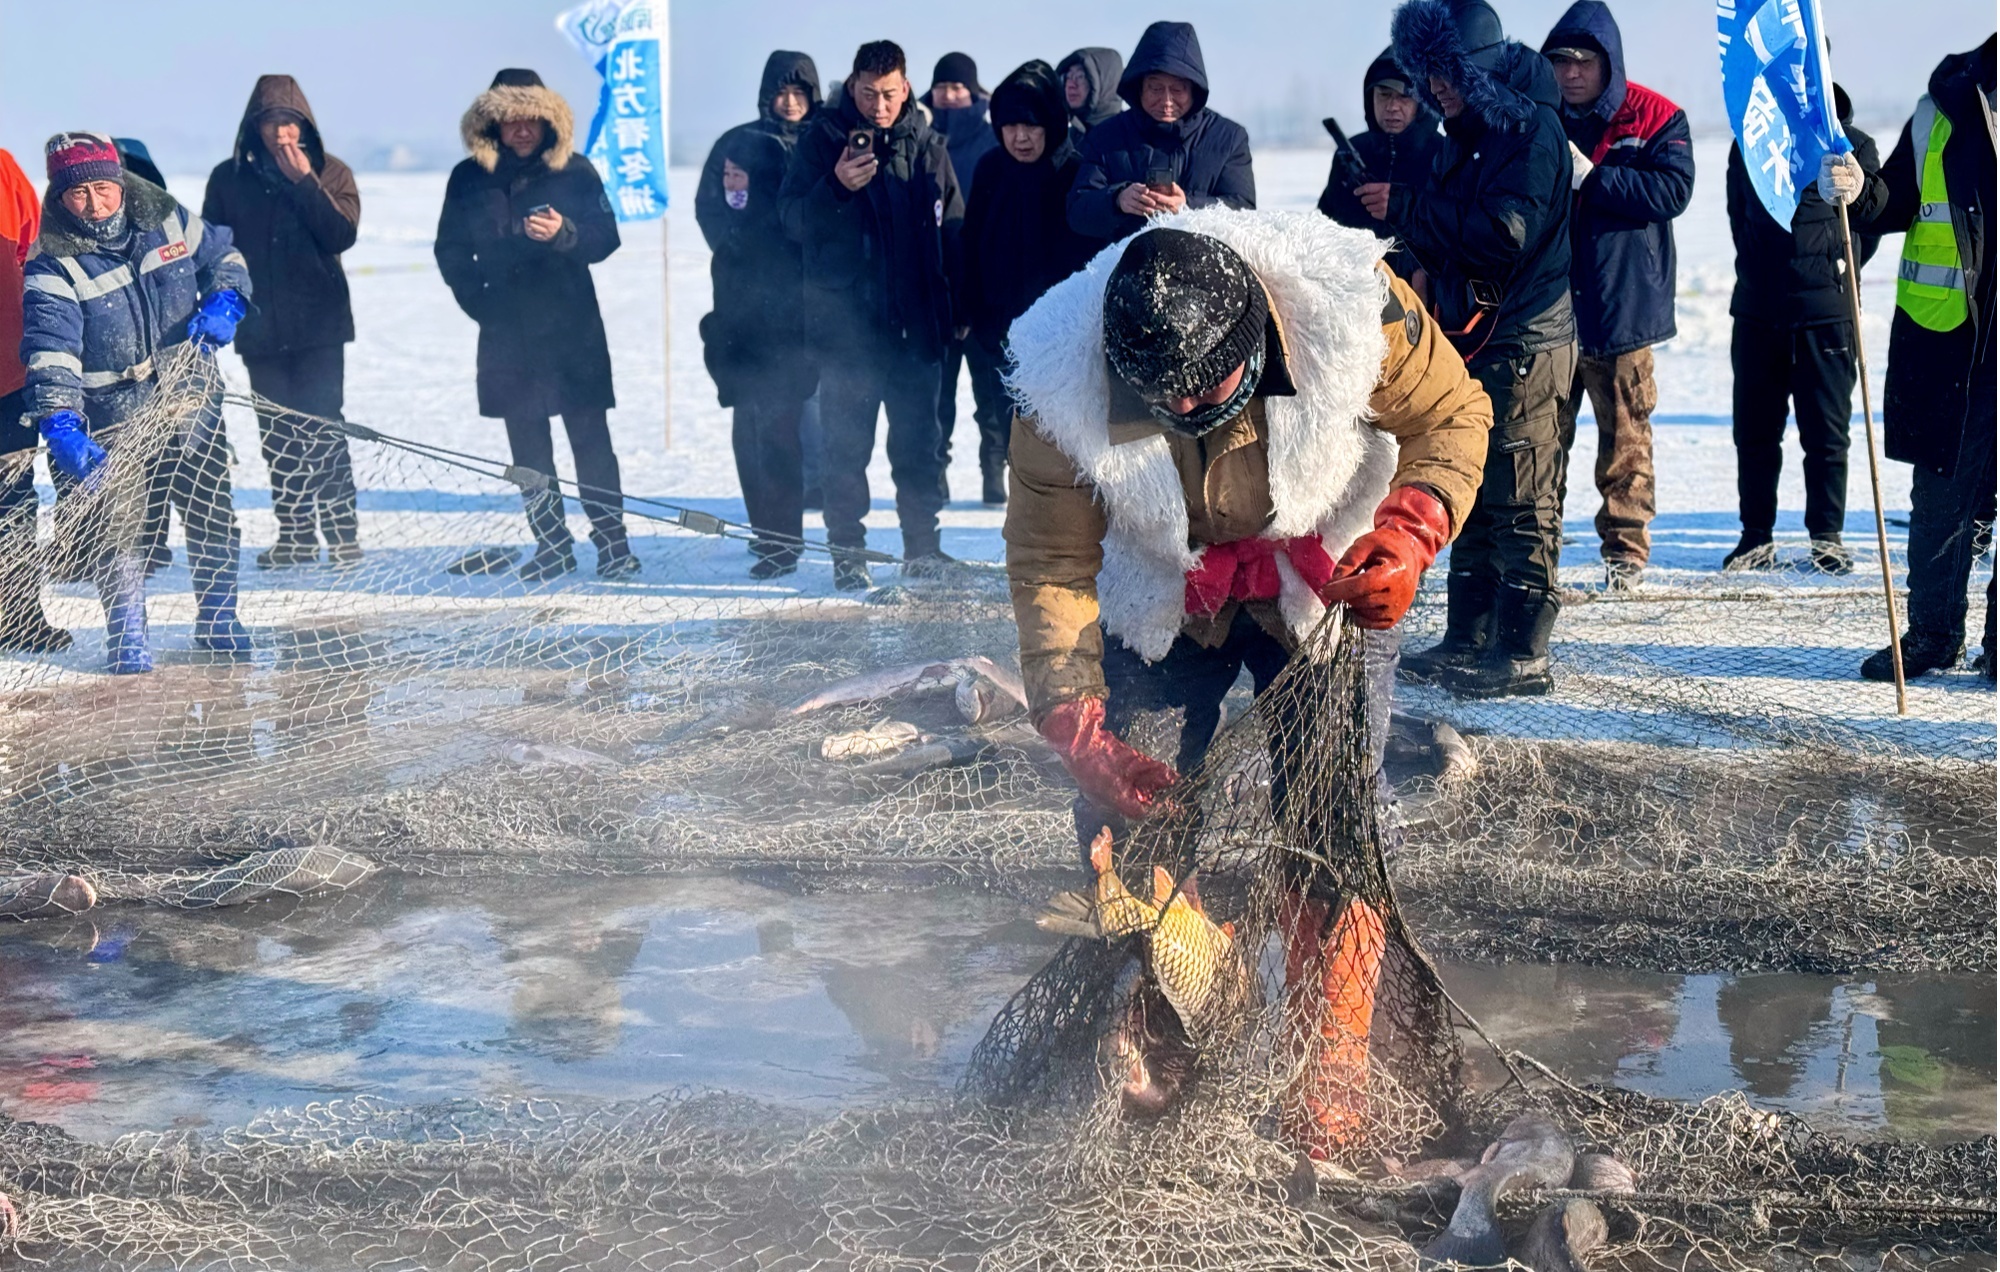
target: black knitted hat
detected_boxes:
[1103,228,1268,402]
[490,68,546,89]
[931,52,984,95]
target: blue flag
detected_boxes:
[1717,0,1850,226]
[556,0,670,222]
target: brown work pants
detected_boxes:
[1557,346,1658,565]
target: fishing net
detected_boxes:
[0,348,1991,1270]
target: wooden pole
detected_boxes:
[1836,200,1906,715]
[661,214,671,451]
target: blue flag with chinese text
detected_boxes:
[1717,0,1850,226]
[556,0,669,222]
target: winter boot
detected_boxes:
[519,543,578,583]
[1447,586,1558,699]
[1806,538,1854,575]
[1861,628,1963,681]
[1398,572,1496,684]
[519,486,577,583]
[191,544,252,656]
[256,542,320,570]
[980,443,1008,506]
[1278,893,1386,1160]
[833,553,873,592]
[97,557,152,675]
[1604,558,1644,593]
[1722,531,1778,571]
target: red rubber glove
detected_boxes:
[1039,697,1179,821]
[1317,485,1451,630]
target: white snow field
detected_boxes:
[5,144,1990,756]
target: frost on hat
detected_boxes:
[1102,228,1268,402]
[44,132,123,195]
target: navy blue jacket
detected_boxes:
[1318,48,1443,281]
[21,176,251,431]
[923,92,999,202]
[1067,21,1255,242]
[1543,2,1694,358]
[1390,2,1575,367]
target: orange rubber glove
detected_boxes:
[1318,485,1451,630]
[1038,697,1178,820]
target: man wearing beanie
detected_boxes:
[19,131,255,674]
[923,52,999,502]
[1004,209,1491,1143]
[1385,0,1579,699]
[203,75,364,570]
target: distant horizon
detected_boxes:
[2,0,1990,178]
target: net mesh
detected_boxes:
[0,350,1991,1270]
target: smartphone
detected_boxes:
[1145,166,1174,190]
[526,203,554,216]
[847,130,873,156]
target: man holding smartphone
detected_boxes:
[780,40,964,590]
[1068,21,1255,243]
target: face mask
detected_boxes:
[725,189,749,211]
[1145,345,1264,438]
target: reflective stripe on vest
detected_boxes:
[1896,95,1970,332]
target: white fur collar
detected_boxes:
[1005,208,1399,661]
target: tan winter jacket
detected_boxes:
[1005,263,1491,720]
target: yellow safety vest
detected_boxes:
[1895,95,1970,332]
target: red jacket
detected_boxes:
[0,148,39,400]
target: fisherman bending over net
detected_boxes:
[1001,208,1492,1156]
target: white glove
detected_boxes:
[1568,141,1594,192]
[1818,151,1864,206]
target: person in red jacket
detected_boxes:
[0,147,71,652]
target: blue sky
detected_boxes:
[1,1,1990,173]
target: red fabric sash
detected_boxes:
[1184,536,1337,615]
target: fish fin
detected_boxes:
[1219,920,1235,943]
[1088,827,1114,876]
[1036,891,1098,938]
[1181,872,1205,914]
[1151,866,1174,905]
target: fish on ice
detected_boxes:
[789,656,1027,722]
[0,874,98,922]
[1420,1113,1576,1268]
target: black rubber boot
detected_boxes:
[833,554,873,592]
[1447,586,1559,699]
[1399,572,1497,684]
[980,444,1008,506]
[1861,629,1964,681]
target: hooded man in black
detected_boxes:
[698,52,821,577]
[202,76,364,569]
[1056,48,1127,143]
[780,40,965,590]
[924,52,1000,502]
[1067,21,1255,243]
[1316,48,1441,280]
[960,61,1097,503]
[1388,0,1578,700]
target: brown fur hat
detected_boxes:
[461,70,576,172]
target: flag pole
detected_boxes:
[1836,201,1907,714]
[662,215,671,450]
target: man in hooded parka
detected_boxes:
[1385,0,1579,700]
[1316,48,1442,280]
[203,75,364,570]
[697,51,822,577]
[1540,2,1694,592]
[1067,21,1255,244]
[436,68,636,582]
[1057,48,1127,144]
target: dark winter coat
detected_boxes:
[961,62,1098,354]
[436,76,621,420]
[1726,85,1882,333]
[923,90,1000,201]
[1849,36,1996,476]
[695,50,822,256]
[1317,47,1443,278]
[1389,1,1576,367]
[20,176,252,428]
[201,75,361,358]
[1067,22,1256,243]
[779,82,964,363]
[1542,2,1694,358]
[700,128,812,408]
[1056,47,1127,143]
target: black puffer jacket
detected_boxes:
[696,51,821,255]
[961,61,1098,353]
[1726,84,1881,331]
[779,82,964,362]
[1056,47,1127,142]
[435,72,621,419]
[1389,1,1575,367]
[700,128,812,408]
[1317,47,1442,274]
[1067,22,1256,243]
[1850,37,1996,477]
[200,75,361,357]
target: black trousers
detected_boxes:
[1730,319,1856,540]
[939,336,1014,470]
[819,342,945,556]
[1449,344,1576,602]
[730,389,808,564]
[503,410,629,555]
[0,388,34,530]
[243,346,359,548]
[1906,460,1996,649]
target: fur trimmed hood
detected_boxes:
[1392,0,1557,135]
[36,174,181,259]
[1005,208,1399,660]
[461,82,577,172]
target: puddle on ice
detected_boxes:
[0,874,1989,1146]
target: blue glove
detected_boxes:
[40,410,108,482]
[187,289,248,349]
